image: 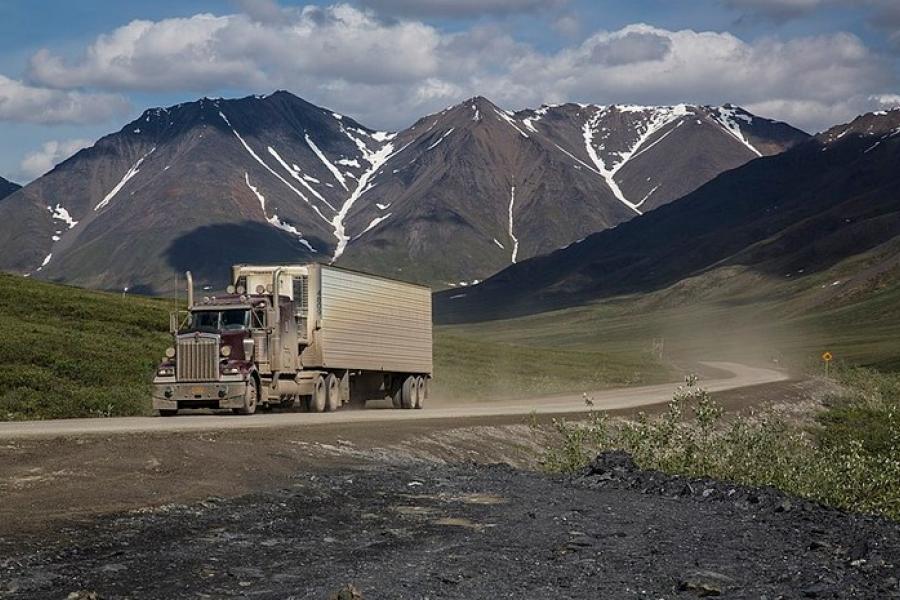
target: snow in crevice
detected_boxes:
[493,238,505,249]
[337,158,361,167]
[507,185,519,264]
[635,184,661,208]
[581,106,690,215]
[244,172,317,253]
[304,134,348,191]
[376,203,391,210]
[354,213,392,239]
[219,111,330,224]
[712,106,762,157]
[472,104,481,121]
[95,147,155,211]
[35,253,52,272]
[267,146,333,209]
[370,131,397,142]
[493,108,530,138]
[427,128,454,151]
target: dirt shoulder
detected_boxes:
[0,380,804,537]
[3,442,898,599]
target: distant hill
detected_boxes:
[0,91,806,293]
[0,176,20,200]
[436,108,900,323]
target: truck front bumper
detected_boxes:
[152,378,247,410]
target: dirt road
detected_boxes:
[0,362,785,439]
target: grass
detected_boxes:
[534,367,900,520]
[0,272,172,420]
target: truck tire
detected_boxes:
[234,379,258,415]
[309,375,327,412]
[325,373,340,412]
[401,376,417,409]
[415,376,426,409]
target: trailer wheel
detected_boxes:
[158,409,178,417]
[401,376,417,409]
[326,373,341,412]
[414,376,426,409]
[309,375,327,412]
[234,378,258,415]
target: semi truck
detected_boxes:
[152,264,432,416]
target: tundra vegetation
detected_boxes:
[534,368,900,520]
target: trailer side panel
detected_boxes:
[316,265,432,374]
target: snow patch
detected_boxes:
[356,213,392,238]
[507,186,519,264]
[337,158,361,167]
[244,173,317,253]
[712,106,762,157]
[376,203,391,210]
[493,108,529,138]
[267,146,332,208]
[95,147,155,211]
[522,105,550,134]
[427,128,454,151]
[219,111,329,223]
[304,134,348,191]
[493,238,505,249]
[48,204,78,229]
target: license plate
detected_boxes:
[191,386,206,396]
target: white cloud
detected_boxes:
[0,75,129,124]
[356,0,567,17]
[19,139,92,180]
[20,7,900,133]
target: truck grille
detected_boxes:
[176,334,219,381]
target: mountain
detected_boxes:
[0,92,807,293]
[435,108,900,323]
[0,176,20,200]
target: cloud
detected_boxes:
[355,0,567,18]
[722,0,826,19]
[19,138,92,180]
[0,75,129,124]
[20,7,900,133]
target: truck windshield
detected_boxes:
[184,309,249,332]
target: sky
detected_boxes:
[1,0,898,183]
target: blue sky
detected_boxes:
[1,0,898,183]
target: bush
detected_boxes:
[533,369,900,520]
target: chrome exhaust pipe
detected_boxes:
[185,270,194,308]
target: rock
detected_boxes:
[584,451,638,479]
[677,570,735,597]
[327,583,363,600]
[67,592,100,600]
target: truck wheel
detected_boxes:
[158,409,178,417]
[415,377,426,409]
[401,376,416,409]
[325,373,340,412]
[309,375,327,412]
[235,379,258,415]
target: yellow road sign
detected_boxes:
[822,351,833,362]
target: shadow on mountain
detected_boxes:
[165,221,329,287]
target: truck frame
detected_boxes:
[152,264,433,415]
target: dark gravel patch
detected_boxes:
[1,453,898,599]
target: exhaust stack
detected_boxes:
[270,268,283,371]
[185,271,194,308]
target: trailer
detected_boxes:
[152,264,432,415]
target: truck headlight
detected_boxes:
[221,366,240,375]
[157,366,175,377]
[165,347,175,358]
[220,345,231,357]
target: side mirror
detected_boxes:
[169,312,177,334]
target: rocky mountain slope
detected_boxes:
[0,176,19,200]
[0,92,806,293]
[436,108,900,323]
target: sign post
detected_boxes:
[822,351,833,376]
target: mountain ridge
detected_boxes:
[0,91,808,293]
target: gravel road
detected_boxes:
[0,362,785,439]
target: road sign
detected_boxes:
[822,352,833,362]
